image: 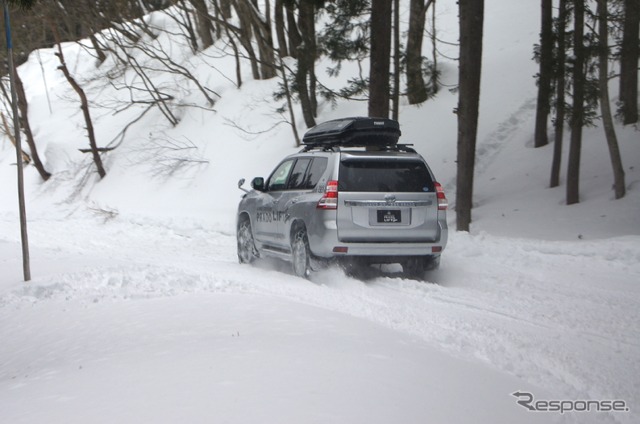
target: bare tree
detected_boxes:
[54,31,106,179]
[176,0,202,53]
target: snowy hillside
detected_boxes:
[1,1,639,423]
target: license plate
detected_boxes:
[377,209,401,223]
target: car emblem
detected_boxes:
[384,195,396,205]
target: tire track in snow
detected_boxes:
[1,214,638,424]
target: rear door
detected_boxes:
[336,154,440,242]
[277,156,329,244]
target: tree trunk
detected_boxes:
[285,2,300,60]
[219,0,232,19]
[455,0,484,232]
[298,1,317,116]
[550,0,567,188]
[406,0,434,105]
[430,1,439,95]
[598,0,626,199]
[88,33,107,64]
[15,70,51,181]
[54,39,106,179]
[212,0,241,86]
[392,0,400,120]
[178,0,199,53]
[534,0,553,147]
[368,0,392,118]
[296,1,316,128]
[233,0,260,80]
[566,0,585,205]
[619,0,639,124]
[251,0,277,79]
[274,0,288,57]
[190,0,215,50]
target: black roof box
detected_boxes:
[302,117,401,147]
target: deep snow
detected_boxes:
[1,0,639,423]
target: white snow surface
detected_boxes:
[1,1,639,423]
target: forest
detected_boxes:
[1,0,638,232]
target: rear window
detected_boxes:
[339,159,433,192]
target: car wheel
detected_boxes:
[237,218,257,264]
[291,228,311,279]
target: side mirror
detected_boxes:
[251,177,265,192]
[238,178,249,193]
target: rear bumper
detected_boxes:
[308,218,448,258]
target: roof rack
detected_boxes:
[301,143,417,153]
[301,117,401,149]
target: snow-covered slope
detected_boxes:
[0,1,638,423]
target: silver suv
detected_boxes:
[236,117,448,279]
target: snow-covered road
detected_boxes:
[1,213,638,423]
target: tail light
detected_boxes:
[435,182,448,210]
[317,180,338,209]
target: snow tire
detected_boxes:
[291,228,311,279]
[237,218,258,264]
